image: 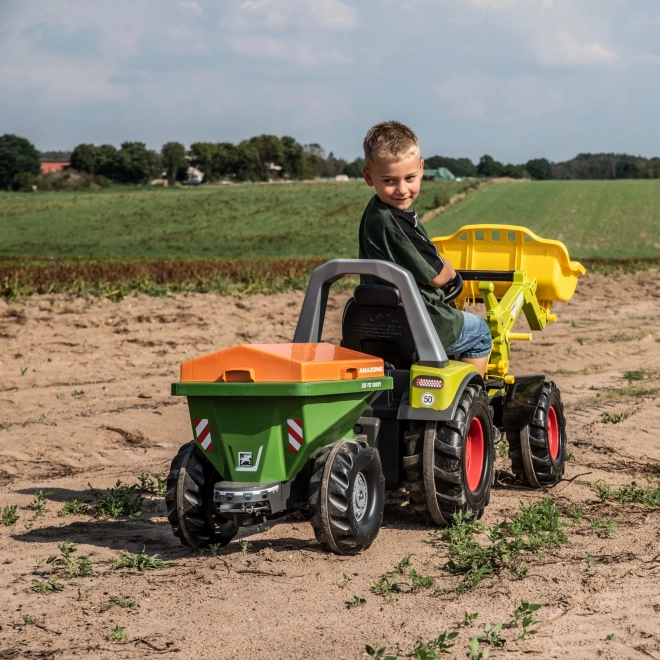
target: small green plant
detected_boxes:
[30,490,54,518]
[437,498,567,591]
[496,437,508,458]
[50,540,93,577]
[21,614,37,625]
[94,481,144,518]
[207,543,223,556]
[107,624,128,642]
[77,587,93,600]
[569,505,584,524]
[340,573,352,588]
[372,556,434,596]
[101,595,137,611]
[479,622,504,647]
[20,366,28,376]
[365,647,395,660]
[463,612,479,626]
[111,547,169,572]
[71,389,84,397]
[413,631,459,658]
[566,452,576,463]
[605,633,615,641]
[1,504,19,525]
[590,479,660,507]
[585,555,595,567]
[56,393,64,400]
[467,637,489,660]
[240,539,252,554]
[59,499,89,516]
[347,595,366,608]
[577,336,585,345]
[590,518,617,538]
[136,470,167,495]
[511,601,542,640]
[31,577,64,594]
[601,411,630,424]
[624,369,646,384]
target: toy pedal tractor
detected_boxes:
[165,224,584,554]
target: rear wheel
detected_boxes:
[165,441,237,549]
[308,440,385,555]
[404,385,495,524]
[508,381,566,487]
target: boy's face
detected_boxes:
[362,150,424,210]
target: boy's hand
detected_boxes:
[429,260,456,288]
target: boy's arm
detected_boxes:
[429,260,456,287]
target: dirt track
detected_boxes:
[1,271,660,659]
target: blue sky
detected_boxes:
[1,0,659,163]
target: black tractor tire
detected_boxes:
[165,441,237,549]
[308,440,385,555]
[508,381,566,488]
[403,385,495,525]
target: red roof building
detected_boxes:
[40,160,70,174]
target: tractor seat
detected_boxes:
[341,284,417,369]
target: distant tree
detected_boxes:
[424,156,477,178]
[234,140,261,181]
[281,136,304,179]
[114,142,160,183]
[70,144,98,174]
[161,142,188,183]
[343,158,365,179]
[525,158,554,180]
[302,143,327,179]
[95,144,120,180]
[500,164,523,179]
[0,134,41,190]
[11,171,38,192]
[477,154,503,178]
[249,135,284,180]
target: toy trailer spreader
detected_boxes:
[169,342,393,553]
[166,226,584,555]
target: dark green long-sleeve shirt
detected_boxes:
[358,195,463,349]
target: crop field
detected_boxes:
[0,180,465,262]
[425,179,660,259]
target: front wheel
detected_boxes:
[165,441,237,549]
[308,440,385,555]
[404,385,495,524]
[508,381,566,487]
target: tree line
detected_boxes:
[3,131,660,192]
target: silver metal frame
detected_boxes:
[292,259,449,368]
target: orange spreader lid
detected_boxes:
[180,342,385,383]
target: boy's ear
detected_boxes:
[420,157,425,176]
[363,167,374,187]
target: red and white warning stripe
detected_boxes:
[194,418,213,451]
[287,418,304,453]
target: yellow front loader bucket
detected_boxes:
[431,224,585,306]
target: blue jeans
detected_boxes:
[447,312,492,359]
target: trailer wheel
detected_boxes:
[165,441,237,549]
[404,385,495,525]
[508,381,566,488]
[308,440,385,555]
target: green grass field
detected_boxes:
[425,180,660,259]
[0,180,464,261]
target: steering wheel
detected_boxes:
[443,271,464,304]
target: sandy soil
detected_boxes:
[1,271,660,660]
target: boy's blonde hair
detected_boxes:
[363,121,420,165]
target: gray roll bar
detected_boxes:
[292,259,449,368]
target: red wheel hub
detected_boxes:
[548,405,559,460]
[465,417,485,493]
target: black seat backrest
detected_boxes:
[341,284,417,369]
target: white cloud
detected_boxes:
[433,72,562,123]
[638,53,660,64]
[226,34,350,66]
[180,2,202,13]
[539,29,619,66]
[229,0,356,32]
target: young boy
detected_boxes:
[358,120,492,377]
